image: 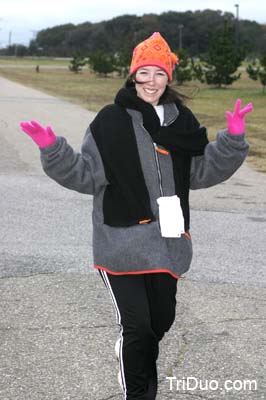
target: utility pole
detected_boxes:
[9,31,12,47]
[234,4,239,20]
[234,4,239,45]
[30,30,38,40]
[178,24,184,50]
[0,19,3,49]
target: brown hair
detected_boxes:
[124,74,188,107]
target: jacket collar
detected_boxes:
[126,102,179,127]
[115,87,179,127]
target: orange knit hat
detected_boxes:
[130,32,178,81]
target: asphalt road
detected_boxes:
[0,76,266,399]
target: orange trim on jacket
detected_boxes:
[156,147,170,155]
[139,219,152,224]
[94,264,180,280]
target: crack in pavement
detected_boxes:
[0,271,57,280]
[0,324,113,332]
[177,317,266,331]
[98,393,122,400]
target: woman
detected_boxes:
[20,32,252,400]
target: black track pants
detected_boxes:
[99,270,178,400]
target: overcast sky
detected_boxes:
[0,0,265,47]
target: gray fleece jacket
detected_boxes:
[40,103,249,278]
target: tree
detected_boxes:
[69,53,87,73]
[0,44,28,57]
[192,22,243,88]
[114,46,132,78]
[32,24,75,56]
[246,54,266,93]
[89,50,115,77]
[174,49,193,85]
[18,12,266,58]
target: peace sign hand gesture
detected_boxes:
[226,99,253,135]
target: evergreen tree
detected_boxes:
[246,54,266,93]
[89,50,115,77]
[69,53,87,73]
[193,22,243,88]
[174,49,193,85]
[191,58,205,83]
[114,46,132,78]
[0,44,29,57]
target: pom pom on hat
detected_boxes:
[130,32,179,81]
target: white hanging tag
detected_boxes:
[157,195,185,238]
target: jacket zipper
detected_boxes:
[153,142,164,197]
[152,115,177,196]
[141,124,164,197]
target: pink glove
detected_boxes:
[226,99,253,135]
[20,120,56,148]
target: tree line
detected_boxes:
[1,10,265,91]
[1,10,266,58]
[67,21,266,92]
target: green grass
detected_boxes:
[0,61,265,172]
[0,67,124,111]
[0,57,70,66]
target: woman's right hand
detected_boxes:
[20,120,57,148]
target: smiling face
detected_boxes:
[134,66,168,106]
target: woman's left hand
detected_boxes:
[226,99,253,135]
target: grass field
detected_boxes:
[0,60,265,172]
[0,57,70,66]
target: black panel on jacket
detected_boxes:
[90,104,155,226]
